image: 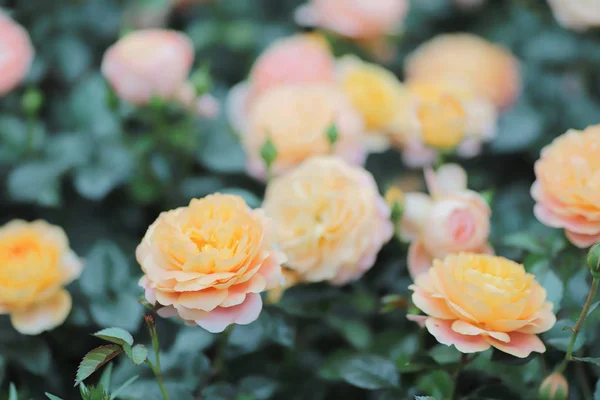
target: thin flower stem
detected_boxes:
[451,353,469,400]
[212,326,232,377]
[557,277,599,373]
[145,359,171,400]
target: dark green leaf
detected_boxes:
[338,354,399,390]
[45,394,64,400]
[76,345,122,386]
[128,345,149,366]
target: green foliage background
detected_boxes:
[1,0,600,399]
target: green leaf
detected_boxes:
[533,267,564,309]
[594,380,600,400]
[110,375,139,400]
[8,383,17,400]
[328,317,372,350]
[76,345,123,386]
[503,232,546,254]
[238,376,278,400]
[417,370,453,399]
[126,344,148,366]
[7,161,63,207]
[572,357,600,366]
[338,354,399,390]
[489,99,543,153]
[45,394,64,400]
[94,328,134,347]
[491,349,536,365]
[99,363,114,393]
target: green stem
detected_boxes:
[451,353,469,400]
[145,316,170,400]
[557,277,599,373]
[145,359,170,400]
[212,327,232,377]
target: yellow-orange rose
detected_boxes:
[263,157,393,285]
[0,220,83,335]
[137,194,285,333]
[337,55,409,151]
[242,84,366,180]
[532,125,600,248]
[393,79,497,167]
[405,33,521,111]
[409,253,556,358]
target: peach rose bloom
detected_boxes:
[400,164,492,279]
[405,34,521,111]
[409,253,556,358]
[393,79,498,167]
[336,55,409,152]
[0,11,34,96]
[0,220,83,335]
[242,84,366,180]
[137,194,285,333]
[263,157,393,285]
[101,29,194,105]
[547,0,600,31]
[226,33,335,134]
[295,0,408,40]
[532,125,600,248]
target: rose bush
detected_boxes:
[1,0,600,399]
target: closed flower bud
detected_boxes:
[539,373,568,400]
[588,242,600,277]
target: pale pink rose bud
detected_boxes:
[101,29,194,105]
[295,0,409,41]
[539,373,569,400]
[401,164,493,278]
[0,10,34,96]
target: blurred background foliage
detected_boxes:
[1,0,600,399]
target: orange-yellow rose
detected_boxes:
[409,253,556,358]
[137,194,285,333]
[393,79,497,167]
[532,125,600,248]
[263,157,393,285]
[0,220,83,335]
[336,55,409,152]
[241,84,366,180]
[0,10,34,96]
[405,33,521,111]
[400,164,492,278]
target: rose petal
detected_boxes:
[425,317,491,353]
[485,331,546,358]
[195,293,263,333]
[10,290,72,335]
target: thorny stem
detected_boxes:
[556,277,599,373]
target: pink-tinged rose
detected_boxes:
[409,253,556,358]
[399,164,492,278]
[0,220,83,335]
[296,0,409,40]
[532,125,600,248]
[241,84,366,180]
[137,194,285,333]
[249,33,335,98]
[101,29,194,105]
[263,157,393,285]
[226,34,335,135]
[0,10,34,96]
[405,33,521,111]
[547,0,600,31]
